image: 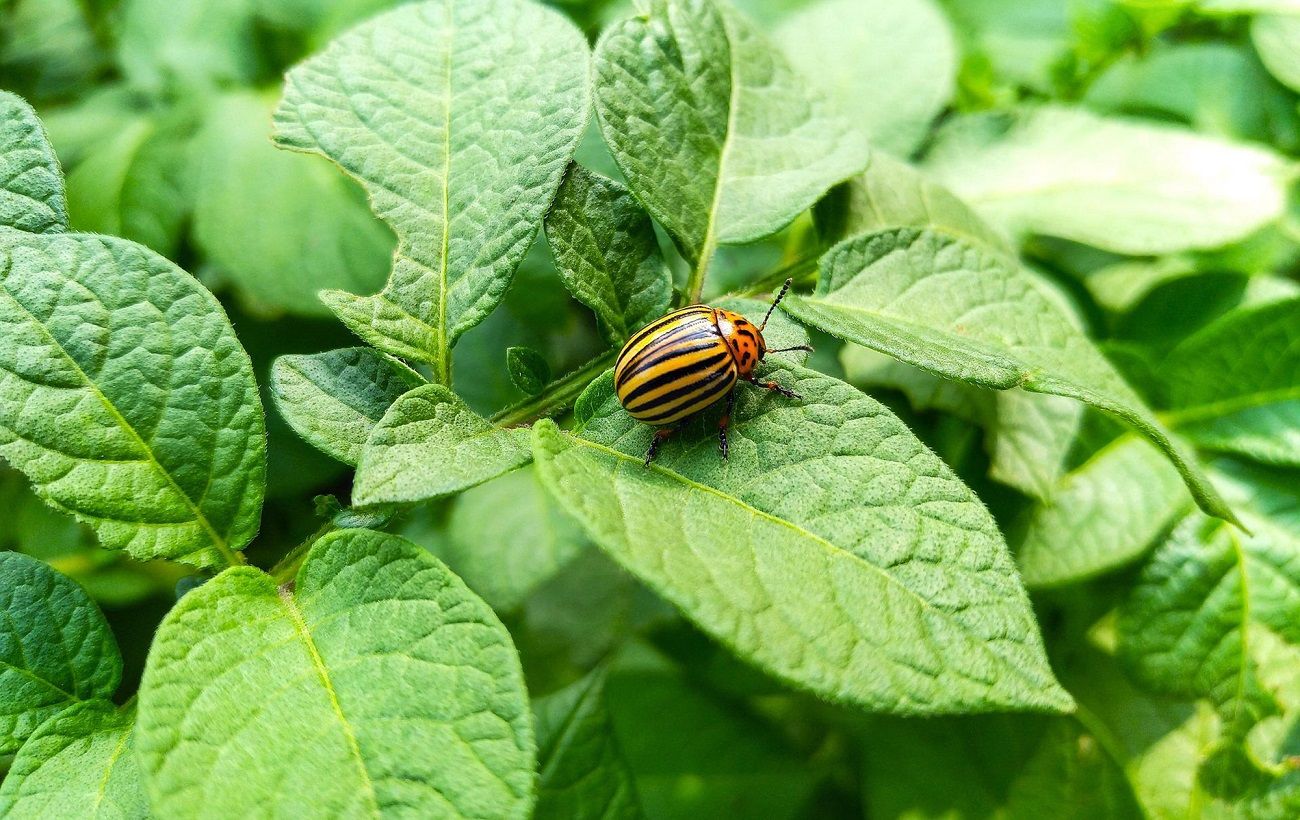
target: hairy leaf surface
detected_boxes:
[0,91,66,234]
[0,552,120,755]
[0,229,266,567]
[352,384,531,506]
[544,164,671,344]
[0,701,146,819]
[533,361,1072,714]
[924,106,1291,254]
[1162,298,1300,466]
[271,347,424,466]
[136,528,535,818]
[273,0,589,381]
[782,227,1234,523]
[592,0,870,271]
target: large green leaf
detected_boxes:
[1162,298,1300,467]
[193,92,394,316]
[1016,437,1191,588]
[923,106,1292,255]
[543,164,671,344]
[273,0,590,382]
[533,361,1072,714]
[592,0,870,286]
[782,227,1236,523]
[1254,15,1300,93]
[0,552,120,755]
[534,666,643,820]
[271,347,425,466]
[0,229,266,567]
[0,92,66,234]
[444,465,586,612]
[352,384,532,506]
[774,0,956,156]
[0,701,146,819]
[136,528,535,818]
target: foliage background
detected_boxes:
[1,0,1300,816]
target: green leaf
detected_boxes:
[136,528,535,818]
[532,361,1073,714]
[534,666,643,820]
[64,109,191,258]
[444,465,587,612]
[117,0,262,94]
[774,0,956,156]
[353,384,531,506]
[1016,437,1192,589]
[273,0,590,382]
[0,92,66,234]
[815,152,1014,258]
[543,164,671,344]
[1162,298,1300,467]
[271,347,425,466]
[0,552,120,755]
[923,106,1293,255]
[782,227,1237,524]
[1254,15,1300,93]
[0,701,147,819]
[192,92,394,316]
[592,0,870,284]
[0,229,266,568]
[506,347,552,397]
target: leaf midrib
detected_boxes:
[0,263,240,566]
[435,0,454,384]
[562,432,1059,699]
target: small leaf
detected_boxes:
[782,227,1236,524]
[533,360,1073,714]
[0,229,267,568]
[924,106,1292,255]
[1254,15,1300,93]
[534,666,643,820]
[544,164,671,344]
[192,91,394,316]
[1162,298,1300,467]
[507,346,552,397]
[1016,437,1192,589]
[0,552,120,755]
[775,0,956,156]
[592,0,870,272]
[136,528,535,818]
[273,0,590,382]
[0,91,67,234]
[0,701,147,819]
[271,347,425,466]
[445,465,587,612]
[353,384,531,506]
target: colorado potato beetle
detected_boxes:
[614,279,812,464]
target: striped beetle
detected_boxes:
[613,279,811,464]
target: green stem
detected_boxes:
[270,521,334,585]
[491,349,618,427]
[684,240,717,306]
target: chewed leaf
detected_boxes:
[593,0,869,270]
[273,0,589,382]
[783,227,1236,524]
[136,529,535,818]
[0,230,266,568]
[0,552,121,755]
[0,91,67,234]
[534,360,1072,714]
[0,701,147,819]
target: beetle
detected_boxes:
[613,278,812,464]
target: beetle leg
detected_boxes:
[644,427,674,466]
[718,389,736,460]
[746,374,801,401]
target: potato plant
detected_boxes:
[1,0,1299,817]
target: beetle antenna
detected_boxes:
[760,278,794,331]
[767,344,814,354]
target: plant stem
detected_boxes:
[491,349,618,427]
[270,521,334,585]
[684,240,716,306]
